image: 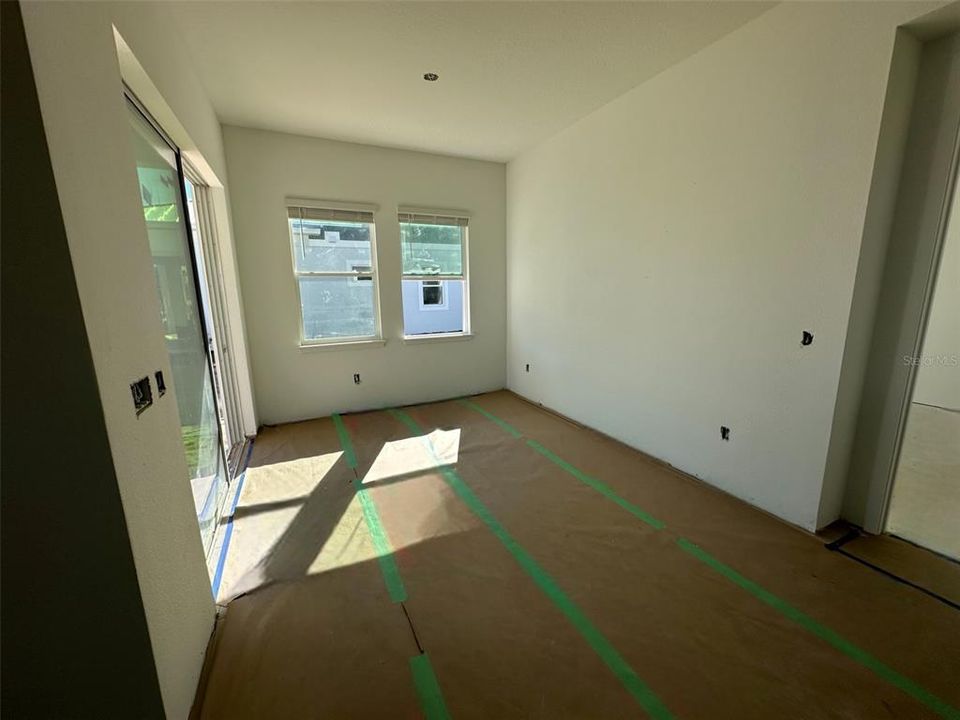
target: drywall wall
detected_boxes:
[1,3,163,714]
[913,178,960,410]
[506,2,942,531]
[223,126,506,424]
[19,1,249,714]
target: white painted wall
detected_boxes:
[20,2,252,715]
[506,2,939,531]
[223,127,506,424]
[913,178,960,410]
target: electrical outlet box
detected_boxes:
[131,376,153,416]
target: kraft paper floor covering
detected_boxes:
[193,391,960,719]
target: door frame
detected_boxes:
[870,133,959,534]
[860,34,960,533]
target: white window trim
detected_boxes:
[288,204,383,346]
[299,338,387,352]
[402,332,475,344]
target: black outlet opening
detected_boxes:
[720,426,731,441]
[131,376,153,416]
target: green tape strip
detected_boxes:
[356,488,407,603]
[526,439,666,530]
[460,402,958,718]
[456,400,665,530]
[677,538,960,720]
[410,653,452,720]
[332,413,406,603]
[457,398,523,438]
[389,408,673,720]
[332,413,358,469]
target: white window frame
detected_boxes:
[287,199,382,346]
[398,207,470,338]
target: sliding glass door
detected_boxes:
[126,98,231,556]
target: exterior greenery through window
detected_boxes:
[399,210,469,336]
[287,204,379,343]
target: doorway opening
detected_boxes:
[886,169,960,561]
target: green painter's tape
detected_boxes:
[332,413,406,603]
[356,487,407,603]
[457,399,665,529]
[456,401,960,718]
[526,440,666,530]
[332,413,358,469]
[677,538,960,720]
[388,408,673,720]
[457,398,523,438]
[410,653,452,720]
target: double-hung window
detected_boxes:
[399,208,469,337]
[287,201,381,344]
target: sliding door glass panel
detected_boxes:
[127,102,229,555]
[184,178,232,457]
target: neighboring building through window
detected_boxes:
[419,280,447,309]
[287,202,380,344]
[399,209,469,336]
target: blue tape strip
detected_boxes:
[211,440,255,599]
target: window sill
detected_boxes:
[299,338,386,352]
[402,332,475,345]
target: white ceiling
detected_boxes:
[169,2,773,162]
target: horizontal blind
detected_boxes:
[397,208,469,227]
[288,206,375,224]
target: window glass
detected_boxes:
[288,207,379,343]
[299,276,376,341]
[400,223,462,276]
[290,219,373,273]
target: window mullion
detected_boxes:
[402,274,463,282]
[296,270,373,278]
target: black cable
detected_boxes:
[824,530,960,612]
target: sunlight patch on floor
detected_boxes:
[362,428,461,485]
[238,451,343,508]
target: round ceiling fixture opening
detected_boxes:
[423,72,439,82]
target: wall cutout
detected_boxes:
[131,376,153,415]
[154,370,166,397]
[525,363,530,372]
[353,373,361,385]
[720,425,731,441]
[801,331,814,346]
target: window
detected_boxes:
[287,202,380,344]
[419,281,447,310]
[399,209,469,337]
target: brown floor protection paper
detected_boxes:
[194,391,960,719]
[840,533,960,608]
